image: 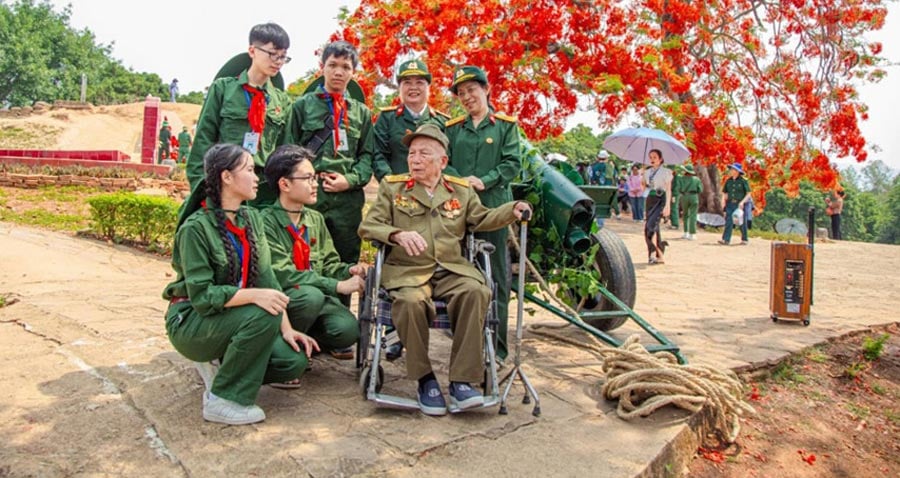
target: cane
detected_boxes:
[499,208,541,416]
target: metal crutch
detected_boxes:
[499,209,541,417]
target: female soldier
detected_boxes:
[643,149,673,264]
[163,143,318,425]
[444,66,521,361]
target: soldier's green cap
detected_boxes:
[450,65,488,94]
[214,52,285,90]
[401,123,449,150]
[682,164,696,175]
[397,59,431,84]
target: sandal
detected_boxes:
[269,379,302,390]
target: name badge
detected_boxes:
[243,132,260,155]
[338,128,349,152]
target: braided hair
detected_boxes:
[203,143,261,288]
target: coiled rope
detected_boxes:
[509,227,755,443]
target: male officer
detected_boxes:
[359,124,531,416]
[289,40,374,265]
[186,22,294,206]
[373,59,450,182]
[718,163,751,245]
[445,65,522,362]
[158,121,171,162]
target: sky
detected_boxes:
[49,0,900,172]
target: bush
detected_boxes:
[87,192,178,248]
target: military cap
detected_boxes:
[401,123,449,150]
[450,65,488,94]
[397,59,432,84]
[681,164,696,175]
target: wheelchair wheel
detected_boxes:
[356,272,377,369]
[580,228,636,331]
[358,365,384,399]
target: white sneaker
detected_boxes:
[681,233,689,239]
[688,234,696,241]
[202,391,266,425]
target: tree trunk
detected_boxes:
[697,164,723,214]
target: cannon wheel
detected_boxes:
[580,228,636,331]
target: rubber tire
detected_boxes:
[581,228,637,331]
[355,272,377,369]
[359,365,384,399]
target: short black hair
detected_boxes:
[264,144,315,191]
[249,23,290,50]
[321,40,359,69]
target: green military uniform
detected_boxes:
[678,166,702,235]
[177,129,192,164]
[288,90,374,264]
[260,205,359,352]
[359,174,520,382]
[669,171,682,228]
[162,205,306,406]
[187,70,293,206]
[158,124,171,162]
[373,105,449,182]
[445,110,521,360]
[722,173,751,243]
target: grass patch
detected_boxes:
[846,402,870,420]
[805,390,831,403]
[886,410,899,425]
[0,208,87,232]
[749,229,807,242]
[805,347,829,363]
[871,383,886,395]
[32,185,103,202]
[771,360,807,384]
[0,124,62,149]
[862,333,889,361]
[845,361,868,379]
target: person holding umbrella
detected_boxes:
[643,149,673,264]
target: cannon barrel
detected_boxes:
[513,144,596,254]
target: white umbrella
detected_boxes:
[603,127,690,165]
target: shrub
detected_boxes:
[87,192,178,248]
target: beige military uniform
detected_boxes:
[359,173,519,382]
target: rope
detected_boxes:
[508,225,755,444]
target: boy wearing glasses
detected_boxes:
[288,41,375,266]
[187,22,294,206]
[261,145,366,361]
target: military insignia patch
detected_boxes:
[441,198,462,218]
[394,194,419,210]
[486,137,494,144]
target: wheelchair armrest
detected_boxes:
[370,239,385,250]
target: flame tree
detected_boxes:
[337,0,890,211]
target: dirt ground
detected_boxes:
[689,325,899,477]
[0,102,200,155]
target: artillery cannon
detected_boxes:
[512,144,685,363]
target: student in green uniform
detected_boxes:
[719,163,751,245]
[373,59,450,182]
[359,124,532,415]
[678,164,701,240]
[289,41,374,265]
[669,166,681,230]
[186,23,294,206]
[163,143,318,425]
[261,145,365,360]
[177,126,192,164]
[444,66,522,361]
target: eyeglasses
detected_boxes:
[285,174,317,185]
[254,45,292,64]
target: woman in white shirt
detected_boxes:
[642,149,673,264]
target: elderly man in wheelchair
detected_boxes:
[358,124,531,416]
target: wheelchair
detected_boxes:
[355,235,502,413]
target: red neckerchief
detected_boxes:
[242,84,267,134]
[224,219,251,287]
[286,224,311,271]
[328,92,346,155]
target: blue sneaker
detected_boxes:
[417,379,447,416]
[449,382,484,411]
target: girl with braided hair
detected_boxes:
[163,143,318,425]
